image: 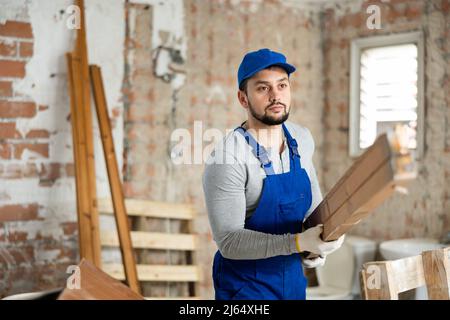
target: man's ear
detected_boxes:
[237,90,249,109]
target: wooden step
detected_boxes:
[98,198,196,220]
[101,230,198,251]
[102,264,202,282]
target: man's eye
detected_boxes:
[280,83,288,89]
[258,87,268,91]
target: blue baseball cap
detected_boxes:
[237,48,296,89]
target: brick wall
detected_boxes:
[321,0,450,241]
[0,19,77,297]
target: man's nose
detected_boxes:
[269,88,281,102]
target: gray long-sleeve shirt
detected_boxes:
[202,121,323,260]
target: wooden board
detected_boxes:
[75,0,102,267]
[101,230,198,251]
[323,160,396,240]
[102,264,202,282]
[98,198,196,220]
[66,53,97,264]
[304,133,416,242]
[65,0,101,267]
[89,65,140,294]
[58,259,144,300]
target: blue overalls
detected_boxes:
[212,123,313,300]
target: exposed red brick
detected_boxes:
[0,230,4,242]
[61,222,78,236]
[25,129,50,139]
[0,122,21,139]
[65,163,75,177]
[0,203,39,222]
[19,42,33,57]
[0,143,11,159]
[386,5,405,23]
[57,246,77,260]
[405,4,422,20]
[112,107,121,118]
[0,60,26,77]
[443,0,450,13]
[13,143,49,159]
[7,231,28,242]
[38,105,48,111]
[0,81,13,97]
[0,40,17,56]
[38,163,62,186]
[0,101,36,118]
[8,246,34,264]
[0,21,33,39]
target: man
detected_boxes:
[202,48,345,300]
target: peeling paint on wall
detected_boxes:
[130,0,186,90]
[1,0,125,193]
[0,0,30,23]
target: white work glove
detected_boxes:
[301,254,326,269]
[295,224,345,256]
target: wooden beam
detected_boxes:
[89,65,140,294]
[76,0,102,267]
[98,198,196,220]
[102,264,202,282]
[66,53,95,263]
[66,0,101,267]
[101,230,198,251]
[389,255,425,294]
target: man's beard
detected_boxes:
[248,100,290,126]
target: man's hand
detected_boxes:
[295,224,345,256]
[301,254,326,269]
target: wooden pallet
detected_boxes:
[98,198,202,299]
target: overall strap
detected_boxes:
[282,123,300,159]
[234,126,275,176]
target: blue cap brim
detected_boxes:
[240,62,296,87]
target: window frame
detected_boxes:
[349,31,425,159]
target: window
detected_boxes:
[349,32,424,159]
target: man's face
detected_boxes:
[238,66,291,126]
